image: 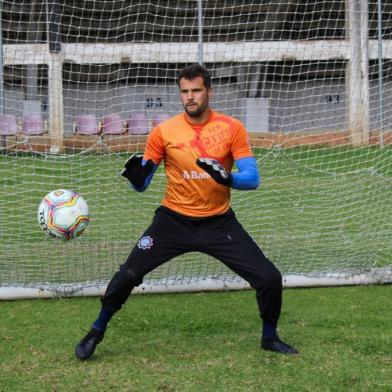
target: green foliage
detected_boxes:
[0,286,391,391]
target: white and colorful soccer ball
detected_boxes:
[37,189,89,240]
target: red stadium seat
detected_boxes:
[74,114,100,135]
[0,114,18,135]
[22,113,45,135]
[151,112,170,127]
[102,113,125,135]
[127,112,150,135]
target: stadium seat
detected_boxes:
[22,113,45,135]
[151,112,170,127]
[102,113,125,136]
[0,114,18,135]
[127,112,150,135]
[74,114,100,135]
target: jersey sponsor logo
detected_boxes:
[137,235,154,250]
[190,116,234,161]
[183,170,211,180]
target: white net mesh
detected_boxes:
[1,1,392,297]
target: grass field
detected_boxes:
[1,145,392,290]
[0,285,391,391]
[1,146,391,390]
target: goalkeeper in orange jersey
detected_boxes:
[75,63,298,359]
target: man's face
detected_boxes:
[179,76,212,118]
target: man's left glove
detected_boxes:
[121,154,155,189]
[196,157,232,187]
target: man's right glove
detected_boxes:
[121,154,155,189]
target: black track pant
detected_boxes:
[101,206,282,324]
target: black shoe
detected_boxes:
[261,337,299,355]
[75,328,104,360]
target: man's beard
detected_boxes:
[185,101,208,118]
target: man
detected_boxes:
[75,63,298,360]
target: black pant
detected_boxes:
[101,206,282,324]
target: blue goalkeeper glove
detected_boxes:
[121,154,155,190]
[196,157,232,187]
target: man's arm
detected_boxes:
[231,156,260,190]
[121,127,164,192]
[196,156,260,190]
[197,118,259,190]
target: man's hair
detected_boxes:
[177,63,212,89]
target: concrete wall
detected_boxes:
[2,79,392,134]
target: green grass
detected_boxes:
[0,286,391,391]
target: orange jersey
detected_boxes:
[144,110,253,217]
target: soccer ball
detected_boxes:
[37,189,89,240]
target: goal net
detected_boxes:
[1,1,392,299]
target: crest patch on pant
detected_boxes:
[137,235,154,250]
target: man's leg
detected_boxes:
[199,210,298,354]
[75,207,194,360]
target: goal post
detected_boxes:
[1,269,391,300]
[1,1,392,299]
